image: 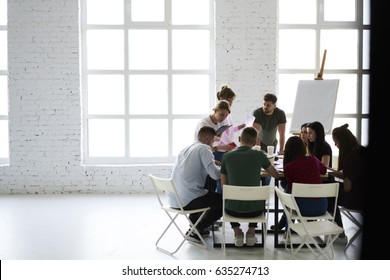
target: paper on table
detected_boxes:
[245,114,255,127]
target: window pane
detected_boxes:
[362,74,369,114]
[172,74,209,114]
[278,30,316,69]
[87,0,124,25]
[129,30,167,70]
[363,30,370,70]
[324,0,355,21]
[131,0,164,22]
[0,0,6,25]
[324,74,356,114]
[87,30,124,70]
[279,0,316,24]
[278,74,315,115]
[172,30,209,70]
[88,75,124,115]
[361,118,369,146]
[0,120,8,158]
[172,0,209,25]
[0,31,7,70]
[88,119,125,157]
[129,75,168,114]
[173,119,199,155]
[363,0,370,25]
[320,30,358,69]
[129,119,168,157]
[0,75,7,115]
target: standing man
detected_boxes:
[169,126,222,243]
[220,127,279,247]
[252,93,287,155]
[252,93,286,186]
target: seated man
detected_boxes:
[220,127,279,247]
[168,126,222,242]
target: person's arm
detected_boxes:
[253,122,261,146]
[264,164,279,179]
[277,122,286,155]
[220,173,227,191]
[321,155,331,167]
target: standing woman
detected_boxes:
[214,84,246,161]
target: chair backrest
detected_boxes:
[223,185,271,201]
[274,187,299,214]
[149,174,184,210]
[291,182,339,198]
[291,182,339,218]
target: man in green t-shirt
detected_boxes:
[220,127,279,247]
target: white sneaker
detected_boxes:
[234,234,244,247]
[245,233,257,246]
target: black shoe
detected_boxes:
[185,230,202,243]
[270,214,286,230]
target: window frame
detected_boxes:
[80,0,216,165]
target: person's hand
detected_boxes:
[223,144,234,151]
[215,160,221,166]
[277,150,284,155]
[238,123,246,130]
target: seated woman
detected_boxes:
[283,136,328,216]
[330,124,365,211]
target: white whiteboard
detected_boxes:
[290,79,339,134]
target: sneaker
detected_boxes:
[245,233,257,246]
[185,230,202,243]
[234,234,244,247]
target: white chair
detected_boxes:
[339,206,363,250]
[148,174,210,255]
[274,186,344,259]
[291,182,340,222]
[221,185,271,256]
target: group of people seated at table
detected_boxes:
[169,86,365,247]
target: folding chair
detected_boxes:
[291,182,340,222]
[221,185,271,256]
[339,206,363,250]
[148,174,210,255]
[274,186,344,259]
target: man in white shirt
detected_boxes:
[169,126,222,242]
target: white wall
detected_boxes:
[0,0,277,194]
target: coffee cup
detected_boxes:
[267,146,274,156]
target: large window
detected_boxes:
[277,0,370,155]
[81,0,215,164]
[0,0,8,165]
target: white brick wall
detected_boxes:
[0,0,277,194]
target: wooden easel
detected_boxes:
[315,49,327,80]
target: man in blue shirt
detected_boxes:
[169,126,222,242]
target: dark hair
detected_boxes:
[263,93,277,104]
[283,136,307,167]
[240,127,258,145]
[217,84,236,101]
[307,121,326,155]
[301,122,309,130]
[332,123,361,170]
[198,126,217,139]
[213,100,231,113]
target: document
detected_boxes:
[215,125,232,136]
[245,114,255,127]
